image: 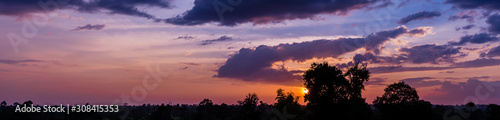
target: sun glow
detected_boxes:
[303,88,309,94]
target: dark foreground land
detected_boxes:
[1,100,499,120]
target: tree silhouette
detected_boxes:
[1,101,6,107]
[302,62,371,120]
[235,93,260,120]
[199,99,213,107]
[344,62,370,100]
[373,81,438,120]
[465,102,485,120]
[274,88,302,119]
[22,100,33,106]
[195,99,216,120]
[373,81,419,105]
[486,104,500,120]
[238,93,259,109]
[275,88,299,107]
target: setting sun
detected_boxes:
[303,88,309,94]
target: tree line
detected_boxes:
[1,62,500,120]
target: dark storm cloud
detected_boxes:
[398,11,442,24]
[201,36,233,45]
[485,45,500,57]
[448,33,498,45]
[165,0,392,26]
[445,0,500,10]
[486,14,500,34]
[71,24,105,31]
[70,0,171,20]
[399,44,463,64]
[215,26,430,83]
[0,0,171,20]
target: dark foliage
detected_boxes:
[373,81,439,120]
[303,62,372,120]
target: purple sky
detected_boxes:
[1,0,500,105]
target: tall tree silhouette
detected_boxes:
[274,88,302,119]
[373,81,438,120]
[235,93,260,120]
[373,81,418,104]
[486,104,500,120]
[195,99,216,120]
[302,62,371,120]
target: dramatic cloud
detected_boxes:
[215,26,430,83]
[165,0,392,26]
[429,77,500,104]
[445,0,500,10]
[71,24,106,31]
[485,45,500,57]
[398,11,442,24]
[486,14,500,34]
[448,33,498,45]
[353,52,405,64]
[399,44,463,64]
[201,36,233,45]
[0,0,172,20]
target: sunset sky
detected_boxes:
[1,0,500,106]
